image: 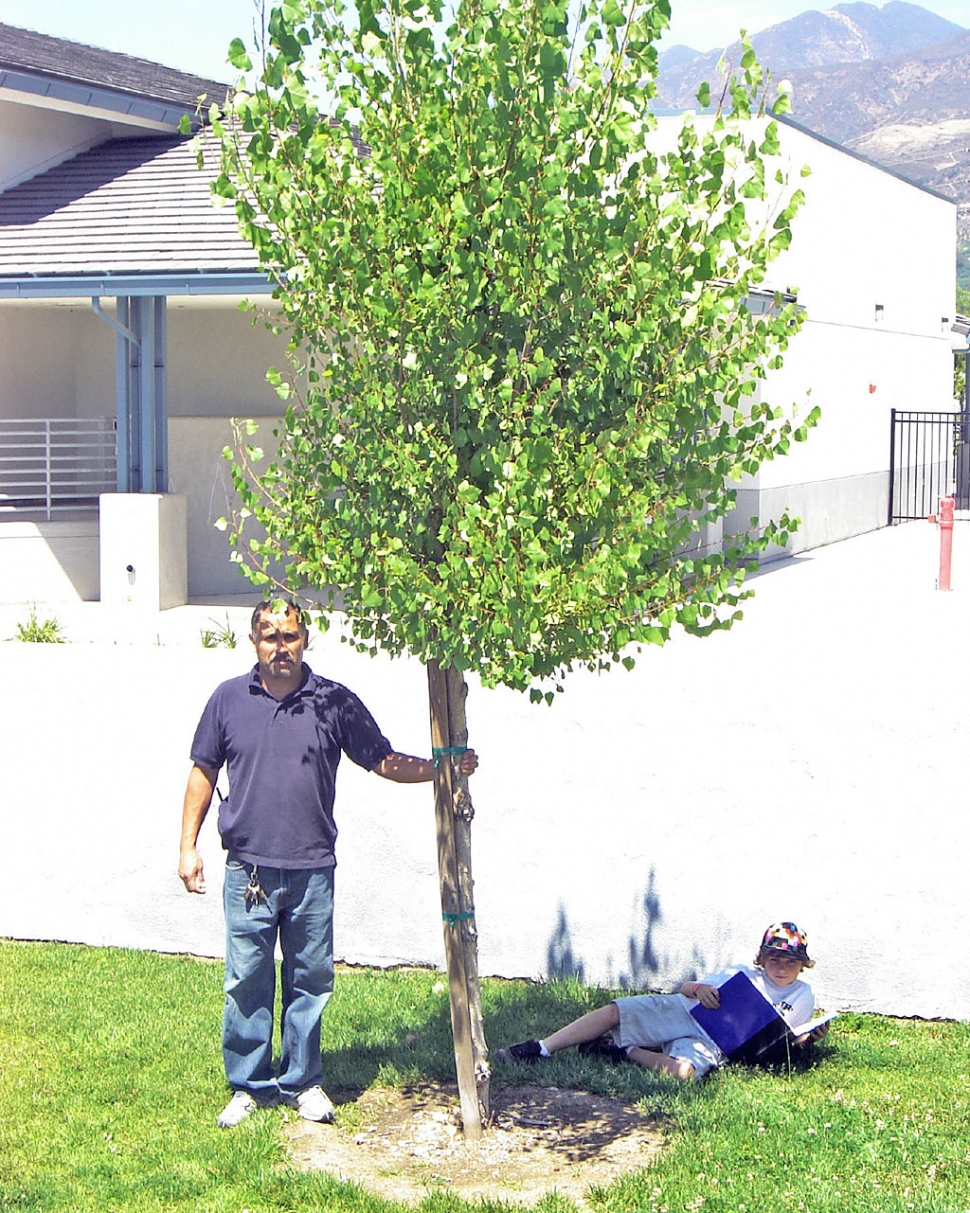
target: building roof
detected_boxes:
[0,133,269,295]
[0,21,230,118]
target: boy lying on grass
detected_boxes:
[498,921,830,1080]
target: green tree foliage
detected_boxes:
[206,0,817,699]
[957,238,970,296]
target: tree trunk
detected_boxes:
[427,659,490,1138]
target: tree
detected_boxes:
[201,0,818,1134]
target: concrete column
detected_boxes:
[99,493,187,610]
[701,513,724,558]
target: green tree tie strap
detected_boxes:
[433,746,468,767]
[442,911,475,926]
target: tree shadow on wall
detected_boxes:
[618,867,663,990]
[546,867,668,990]
[547,903,585,982]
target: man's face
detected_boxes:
[251,607,307,686]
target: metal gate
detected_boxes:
[888,410,969,523]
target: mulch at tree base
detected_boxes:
[286,1081,664,1207]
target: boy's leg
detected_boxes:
[543,1002,620,1053]
[627,1046,696,1080]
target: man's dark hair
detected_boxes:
[250,596,306,636]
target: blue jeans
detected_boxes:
[222,859,335,1099]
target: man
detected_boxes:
[179,597,479,1128]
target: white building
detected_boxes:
[0,22,286,606]
[722,115,958,551]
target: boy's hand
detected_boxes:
[694,983,720,1009]
[794,1022,830,1047]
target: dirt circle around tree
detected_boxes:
[286,1082,665,1207]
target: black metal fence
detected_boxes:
[889,410,970,523]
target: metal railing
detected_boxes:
[0,417,117,521]
[888,410,969,524]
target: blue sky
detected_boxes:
[0,0,966,81]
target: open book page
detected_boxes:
[790,1009,839,1037]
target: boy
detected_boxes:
[498,921,828,1080]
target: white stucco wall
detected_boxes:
[165,300,293,597]
[710,118,956,551]
[0,299,292,423]
[165,300,295,418]
[0,301,110,418]
[0,518,99,602]
[168,415,283,598]
[1,524,968,1022]
[0,96,121,191]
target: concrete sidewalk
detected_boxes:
[2,519,969,1021]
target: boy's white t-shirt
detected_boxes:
[696,963,815,1029]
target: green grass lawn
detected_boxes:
[2,939,969,1212]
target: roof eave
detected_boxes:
[0,69,217,132]
[0,271,274,300]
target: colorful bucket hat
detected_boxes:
[760,921,811,963]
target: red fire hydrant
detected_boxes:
[938,494,955,591]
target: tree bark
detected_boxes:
[427,658,490,1138]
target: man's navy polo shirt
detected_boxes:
[190,663,394,869]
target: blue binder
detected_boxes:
[689,971,801,1065]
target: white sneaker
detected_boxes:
[217,1091,257,1128]
[292,1085,335,1123]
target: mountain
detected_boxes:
[782,29,970,143]
[788,29,970,288]
[654,3,970,289]
[656,2,965,110]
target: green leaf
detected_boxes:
[227,38,253,71]
[601,0,627,27]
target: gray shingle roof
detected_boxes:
[0,135,260,278]
[0,21,230,112]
